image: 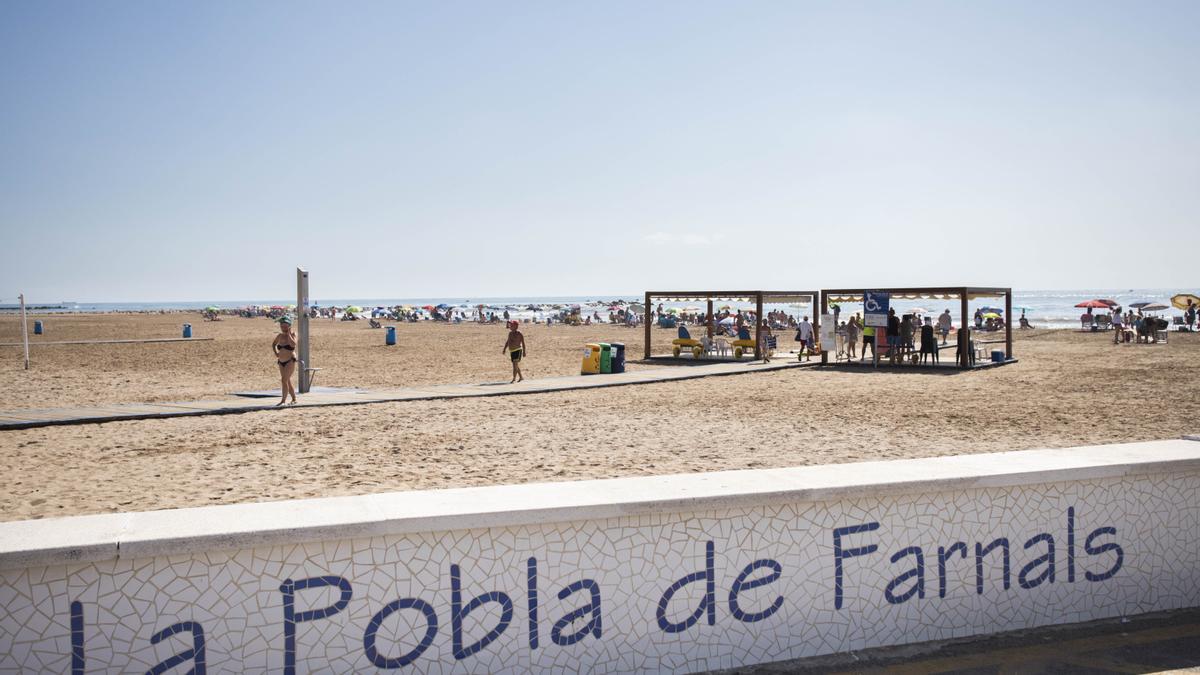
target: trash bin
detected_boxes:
[182,323,192,338]
[991,349,1004,363]
[610,342,625,373]
[33,320,43,335]
[599,343,612,374]
[581,343,601,375]
[385,326,396,345]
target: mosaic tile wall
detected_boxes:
[2,471,1198,673]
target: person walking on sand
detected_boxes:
[846,315,860,360]
[759,320,773,363]
[272,317,298,406]
[937,309,952,345]
[796,316,813,361]
[503,320,526,383]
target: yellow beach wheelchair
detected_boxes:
[672,325,703,358]
[731,326,756,359]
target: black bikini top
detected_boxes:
[277,343,295,351]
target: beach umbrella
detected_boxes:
[907,307,930,314]
[1171,294,1200,310]
[983,312,1002,319]
[436,303,450,309]
[718,316,736,326]
[421,305,434,311]
[346,305,363,314]
[979,307,1004,314]
[1141,303,1169,312]
[1075,300,1112,309]
[1128,301,1154,309]
[1097,298,1119,308]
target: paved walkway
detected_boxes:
[729,607,1200,674]
[0,359,809,430]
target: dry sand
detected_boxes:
[1,312,1198,522]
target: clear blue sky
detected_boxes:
[2,1,1197,302]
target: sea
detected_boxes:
[0,289,1193,329]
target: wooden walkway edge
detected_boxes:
[0,359,812,431]
[0,337,214,347]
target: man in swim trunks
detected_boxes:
[503,321,526,383]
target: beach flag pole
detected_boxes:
[19,293,30,370]
[296,268,311,393]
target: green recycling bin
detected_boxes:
[599,343,612,374]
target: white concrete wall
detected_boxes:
[1,439,1198,673]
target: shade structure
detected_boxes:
[644,290,819,360]
[1171,294,1200,311]
[819,286,1013,369]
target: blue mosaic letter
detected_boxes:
[1018,533,1056,589]
[937,542,968,598]
[363,598,438,668]
[885,546,925,604]
[833,522,879,610]
[145,621,205,675]
[279,575,353,675]
[70,600,84,675]
[656,540,715,633]
[728,559,783,623]
[1084,526,1124,582]
[975,537,1011,594]
[527,557,539,650]
[550,579,602,646]
[451,563,514,660]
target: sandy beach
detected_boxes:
[1,312,1197,522]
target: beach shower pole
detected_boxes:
[19,293,29,370]
[297,268,311,393]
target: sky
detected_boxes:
[1,1,1197,302]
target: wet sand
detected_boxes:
[1,313,1197,521]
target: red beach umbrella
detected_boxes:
[1074,300,1113,309]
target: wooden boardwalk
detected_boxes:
[0,359,811,430]
[0,337,214,347]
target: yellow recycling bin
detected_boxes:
[581,343,601,375]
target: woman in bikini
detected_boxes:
[272,317,298,406]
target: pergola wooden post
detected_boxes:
[1005,289,1013,359]
[820,293,829,364]
[959,289,970,369]
[706,299,714,339]
[643,292,652,360]
[754,293,763,359]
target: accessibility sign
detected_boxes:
[863,291,890,328]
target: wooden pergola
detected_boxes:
[820,286,1013,369]
[643,291,820,359]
